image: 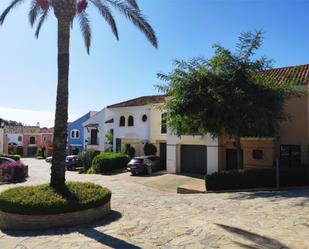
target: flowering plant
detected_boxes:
[0,162,27,183]
[0,162,25,170]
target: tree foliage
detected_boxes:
[157,31,303,168]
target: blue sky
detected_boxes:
[0,0,308,126]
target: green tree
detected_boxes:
[157,31,300,170]
[1,0,157,192]
[105,131,113,151]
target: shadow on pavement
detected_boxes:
[216,224,290,249]
[2,210,141,249]
[227,189,309,202]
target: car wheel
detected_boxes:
[71,165,76,171]
[147,166,152,175]
[131,172,137,176]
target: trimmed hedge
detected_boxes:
[206,168,309,191]
[89,152,129,174]
[78,149,100,172]
[0,182,111,215]
[144,143,157,156]
[0,154,21,162]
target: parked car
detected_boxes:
[65,155,82,171]
[127,156,163,175]
[45,156,53,163]
[0,157,16,164]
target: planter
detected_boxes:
[0,201,110,230]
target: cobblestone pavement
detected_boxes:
[0,158,308,249]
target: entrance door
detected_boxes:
[159,143,167,170]
[226,149,243,170]
[280,145,301,168]
[180,145,207,174]
[116,138,121,152]
[27,147,37,157]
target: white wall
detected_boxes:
[167,133,219,174]
[0,128,3,154]
[83,108,113,152]
[110,106,151,151]
[7,133,23,146]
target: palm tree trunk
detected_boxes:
[234,134,243,169]
[50,18,71,192]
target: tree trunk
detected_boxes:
[234,134,243,169]
[50,18,71,192]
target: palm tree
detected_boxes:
[1,0,157,193]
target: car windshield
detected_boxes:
[130,159,143,164]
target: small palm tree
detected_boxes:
[1,0,157,192]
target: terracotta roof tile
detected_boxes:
[107,95,166,108]
[260,64,309,85]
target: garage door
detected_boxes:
[181,145,207,174]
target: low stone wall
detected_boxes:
[0,201,110,230]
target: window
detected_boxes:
[29,136,36,145]
[71,129,80,139]
[142,114,148,122]
[119,116,125,127]
[43,136,46,142]
[252,149,263,160]
[161,113,167,134]
[90,129,98,145]
[128,115,134,127]
[18,136,22,142]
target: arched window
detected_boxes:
[29,136,36,145]
[119,116,125,127]
[71,130,75,138]
[75,130,80,139]
[128,116,134,127]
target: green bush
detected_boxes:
[144,143,157,156]
[206,168,309,191]
[89,152,129,174]
[36,156,44,160]
[78,149,100,172]
[0,182,111,215]
[0,154,21,162]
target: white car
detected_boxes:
[45,156,53,163]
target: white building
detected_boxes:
[0,127,4,154]
[83,108,113,152]
[82,95,219,175]
[106,95,167,156]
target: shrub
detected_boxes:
[0,182,111,215]
[36,156,44,160]
[0,154,20,162]
[144,143,157,156]
[78,149,100,172]
[124,144,135,158]
[0,162,27,182]
[206,168,309,191]
[90,152,129,174]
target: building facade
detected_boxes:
[67,111,97,155]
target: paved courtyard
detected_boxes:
[0,158,308,249]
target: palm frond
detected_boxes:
[90,0,118,40]
[35,8,49,38]
[106,0,157,48]
[78,12,91,54]
[126,0,139,11]
[29,0,40,27]
[0,0,25,25]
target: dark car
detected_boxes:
[0,157,16,164]
[65,155,82,171]
[127,156,163,175]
